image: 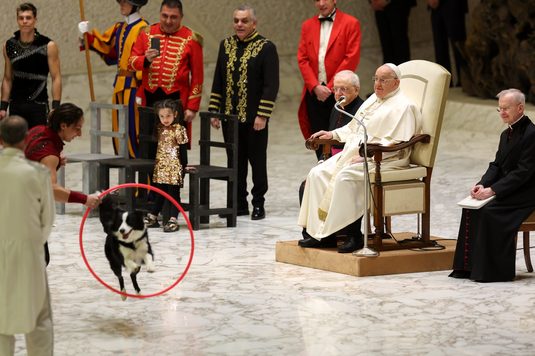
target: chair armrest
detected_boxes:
[304,138,342,151]
[365,134,430,157]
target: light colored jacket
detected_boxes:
[0,147,55,334]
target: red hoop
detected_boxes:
[79,183,194,299]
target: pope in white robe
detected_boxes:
[298,64,422,252]
[0,116,55,355]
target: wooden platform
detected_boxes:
[276,233,456,277]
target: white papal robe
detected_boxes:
[0,148,55,334]
[298,88,422,239]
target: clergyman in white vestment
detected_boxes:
[298,63,422,253]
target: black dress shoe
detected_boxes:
[298,233,337,248]
[338,234,364,253]
[251,206,265,220]
[298,236,322,248]
[448,270,471,279]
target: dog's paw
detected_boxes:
[120,288,127,301]
[146,263,156,273]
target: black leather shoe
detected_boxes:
[251,206,265,220]
[298,236,322,248]
[448,270,471,279]
[338,234,364,253]
[298,234,337,248]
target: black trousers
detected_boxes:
[374,5,412,64]
[304,90,335,160]
[150,183,181,222]
[9,100,49,129]
[44,242,50,266]
[224,121,268,209]
[430,1,467,85]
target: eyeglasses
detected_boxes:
[333,86,356,93]
[372,76,396,84]
[496,106,519,113]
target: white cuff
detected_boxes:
[78,21,90,35]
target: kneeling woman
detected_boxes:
[25,103,100,263]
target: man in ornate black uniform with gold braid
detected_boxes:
[209,5,279,220]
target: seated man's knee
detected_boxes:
[335,168,358,185]
[308,163,329,180]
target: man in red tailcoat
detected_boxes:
[297,0,361,160]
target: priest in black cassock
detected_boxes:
[327,70,364,156]
[450,88,535,282]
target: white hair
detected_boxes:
[496,88,525,105]
[334,70,360,88]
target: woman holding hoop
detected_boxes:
[25,103,100,264]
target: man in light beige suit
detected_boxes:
[0,116,55,356]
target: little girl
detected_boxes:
[144,99,188,232]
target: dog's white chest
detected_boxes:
[119,240,149,264]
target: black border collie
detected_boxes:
[99,195,155,300]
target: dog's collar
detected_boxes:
[117,231,147,249]
[117,240,136,249]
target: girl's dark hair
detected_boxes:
[153,98,184,127]
[152,99,184,140]
[47,103,84,132]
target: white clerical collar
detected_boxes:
[124,12,141,25]
[508,114,524,129]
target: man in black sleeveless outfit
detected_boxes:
[0,2,62,128]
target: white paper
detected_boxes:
[457,195,496,209]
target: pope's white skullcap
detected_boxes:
[384,63,402,78]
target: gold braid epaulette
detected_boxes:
[142,25,150,35]
[191,31,204,47]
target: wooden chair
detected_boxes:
[56,102,129,214]
[98,106,157,211]
[518,210,535,272]
[187,112,239,230]
[307,60,451,251]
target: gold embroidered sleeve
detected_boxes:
[191,31,204,47]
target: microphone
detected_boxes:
[336,96,346,107]
[332,97,375,256]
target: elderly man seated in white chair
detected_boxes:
[298,63,422,253]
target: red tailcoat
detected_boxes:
[129,24,203,112]
[297,10,361,139]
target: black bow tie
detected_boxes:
[319,16,333,22]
